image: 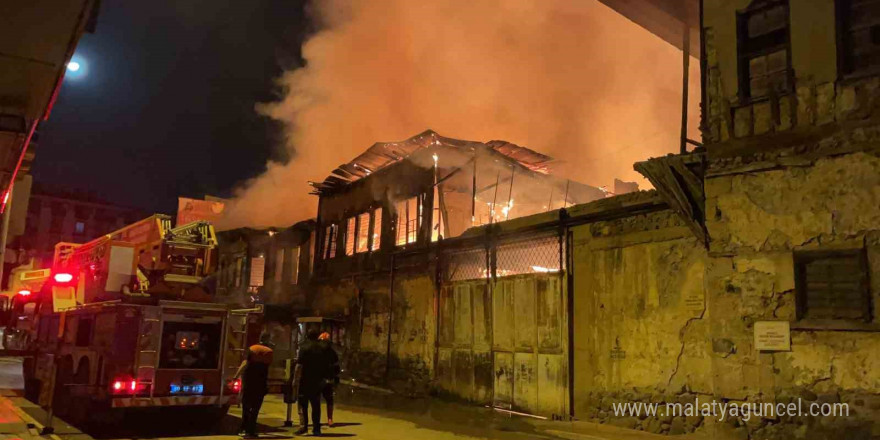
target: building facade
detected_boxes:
[215,221,315,378]
[234,5,880,433]
[15,184,145,265]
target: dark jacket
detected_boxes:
[296,340,332,395]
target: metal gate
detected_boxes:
[492,274,565,416]
[438,233,567,418]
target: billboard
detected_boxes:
[177,196,226,227]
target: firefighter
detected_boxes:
[234,333,274,438]
[318,331,340,427]
[294,329,332,436]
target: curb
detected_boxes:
[8,403,62,440]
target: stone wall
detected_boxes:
[571,208,711,435]
[701,1,880,436]
[704,149,880,439]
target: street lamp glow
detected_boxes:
[67,61,81,72]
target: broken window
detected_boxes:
[357,212,370,253]
[737,1,791,99]
[794,249,870,322]
[274,248,284,283]
[323,224,338,259]
[345,217,356,256]
[837,0,880,76]
[234,257,243,287]
[371,208,382,251]
[290,246,300,285]
[432,186,444,242]
[395,196,421,246]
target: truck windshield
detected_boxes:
[159,321,221,369]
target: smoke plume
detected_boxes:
[221,0,700,228]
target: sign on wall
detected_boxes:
[754,321,791,351]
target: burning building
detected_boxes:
[219,1,880,438]
[311,130,606,278]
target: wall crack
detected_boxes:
[667,304,707,387]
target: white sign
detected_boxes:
[249,257,266,287]
[754,321,791,351]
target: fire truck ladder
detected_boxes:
[223,312,249,390]
[135,307,162,399]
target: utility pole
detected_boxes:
[0,183,14,289]
[680,21,691,154]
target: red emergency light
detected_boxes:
[53,273,73,283]
[112,378,138,394]
[16,289,31,297]
[229,378,241,393]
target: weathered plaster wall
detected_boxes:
[310,270,436,394]
[572,209,710,434]
[387,272,436,395]
[705,150,880,439]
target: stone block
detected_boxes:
[837,85,857,116]
[646,417,664,434]
[816,82,836,125]
[686,414,704,429]
[669,417,687,435]
[797,86,814,127]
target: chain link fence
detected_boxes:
[441,230,565,283]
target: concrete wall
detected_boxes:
[572,208,710,434]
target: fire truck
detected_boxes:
[14,215,262,424]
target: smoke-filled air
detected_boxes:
[220,0,701,229]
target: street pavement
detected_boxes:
[0,358,686,440]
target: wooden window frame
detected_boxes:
[395,196,422,247]
[793,248,874,330]
[371,207,382,252]
[356,212,370,254]
[344,217,356,256]
[736,0,794,102]
[836,0,880,80]
[323,224,338,260]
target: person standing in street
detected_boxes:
[234,333,275,438]
[318,332,340,427]
[294,329,332,436]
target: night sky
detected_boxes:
[33,0,309,213]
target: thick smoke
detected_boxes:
[221,0,700,228]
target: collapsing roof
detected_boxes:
[309,130,558,196]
